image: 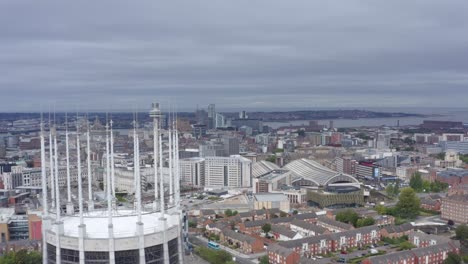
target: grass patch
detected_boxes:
[195,246,234,264]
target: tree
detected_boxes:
[0,250,42,264]
[188,221,197,228]
[356,217,376,228]
[455,224,468,241]
[386,183,400,197]
[443,252,462,264]
[422,180,431,192]
[398,241,415,250]
[447,219,455,226]
[262,223,272,236]
[224,209,233,217]
[409,172,423,192]
[375,204,387,215]
[386,184,395,197]
[266,156,276,163]
[396,188,420,219]
[335,209,359,227]
[293,210,298,215]
[259,255,269,264]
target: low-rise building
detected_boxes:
[267,244,300,264]
[219,229,264,254]
[441,194,468,224]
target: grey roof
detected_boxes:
[293,212,317,220]
[317,216,354,230]
[291,219,327,234]
[437,169,468,178]
[443,194,468,202]
[252,160,280,178]
[271,225,298,239]
[201,209,216,215]
[383,223,413,234]
[222,229,257,243]
[409,230,450,244]
[267,243,295,256]
[278,225,380,249]
[365,250,415,264]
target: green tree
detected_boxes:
[398,241,415,250]
[259,255,269,264]
[455,224,468,241]
[443,252,462,264]
[409,172,423,192]
[375,204,387,215]
[0,250,42,264]
[422,180,431,192]
[386,184,395,197]
[335,209,359,227]
[356,217,376,228]
[293,210,298,215]
[396,188,420,219]
[224,209,233,217]
[266,156,276,163]
[262,223,272,236]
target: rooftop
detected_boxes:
[56,209,179,239]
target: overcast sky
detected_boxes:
[1,0,468,112]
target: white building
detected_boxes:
[204,155,252,188]
[178,155,252,188]
[179,157,205,186]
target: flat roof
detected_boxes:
[254,193,288,202]
[58,210,179,239]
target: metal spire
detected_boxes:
[53,117,61,264]
[105,118,112,225]
[168,107,174,205]
[110,118,115,198]
[49,111,55,208]
[77,113,84,225]
[65,113,73,215]
[54,123,60,220]
[40,113,48,264]
[134,119,142,223]
[159,132,165,215]
[86,114,93,211]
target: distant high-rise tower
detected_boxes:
[207,104,216,129]
[239,110,248,119]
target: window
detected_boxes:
[320,240,326,248]
[356,233,362,242]
[340,236,346,246]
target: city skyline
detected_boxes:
[1,1,468,111]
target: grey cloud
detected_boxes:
[0,0,468,111]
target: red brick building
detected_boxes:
[441,194,468,224]
[268,244,300,264]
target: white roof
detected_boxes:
[60,210,179,239]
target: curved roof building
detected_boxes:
[252,160,280,178]
[283,158,359,187]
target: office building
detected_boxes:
[179,157,205,186]
[204,155,252,188]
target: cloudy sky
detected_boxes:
[1,0,468,112]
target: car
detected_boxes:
[341,251,348,254]
[383,243,389,246]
